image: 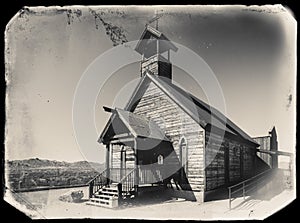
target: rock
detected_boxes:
[59,190,84,203]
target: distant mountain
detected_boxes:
[7,158,105,172]
[6,158,105,191]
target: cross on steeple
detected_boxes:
[147,10,164,30]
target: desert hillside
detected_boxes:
[6,158,105,192]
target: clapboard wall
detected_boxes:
[133,82,205,191]
[110,145,135,169]
[205,132,256,191]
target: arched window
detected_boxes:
[158,154,164,165]
[179,137,188,173]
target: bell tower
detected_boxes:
[134,17,178,81]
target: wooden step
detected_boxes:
[87,197,118,208]
[86,201,118,208]
[97,190,118,196]
[94,194,117,200]
[102,187,118,193]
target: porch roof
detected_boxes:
[99,108,169,144]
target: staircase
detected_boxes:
[87,168,136,209]
[86,183,119,208]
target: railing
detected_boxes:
[139,167,163,184]
[109,168,121,183]
[88,169,109,198]
[118,168,136,198]
[228,169,272,210]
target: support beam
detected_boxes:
[120,145,125,180]
[106,144,110,184]
[110,144,113,169]
[257,149,293,156]
[111,133,131,140]
[110,137,135,144]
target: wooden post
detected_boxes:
[106,144,110,184]
[229,188,231,210]
[167,50,170,61]
[89,181,94,198]
[118,183,122,202]
[120,145,125,180]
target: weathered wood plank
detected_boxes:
[134,82,205,190]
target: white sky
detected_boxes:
[5,5,296,163]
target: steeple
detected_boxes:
[134,13,178,81]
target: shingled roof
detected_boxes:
[115,108,168,141]
[99,107,169,144]
[123,71,259,146]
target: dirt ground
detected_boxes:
[5,184,295,220]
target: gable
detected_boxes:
[124,71,258,146]
[99,107,168,144]
[132,80,205,191]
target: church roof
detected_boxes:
[124,71,259,146]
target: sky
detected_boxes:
[5,5,296,163]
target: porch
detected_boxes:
[88,107,189,207]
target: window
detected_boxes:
[179,137,188,172]
[158,154,164,165]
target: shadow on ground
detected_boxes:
[204,169,289,210]
[118,190,175,209]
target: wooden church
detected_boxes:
[87,24,270,208]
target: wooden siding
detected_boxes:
[205,132,256,191]
[111,145,135,169]
[229,143,241,182]
[141,55,172,79]
[253,136,272,168]
[205,133,226,190]
[111,144,121,169]
[133,82,205,191]
[243,146,255,178]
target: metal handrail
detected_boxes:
[228,168,272,210]
[228,168,272,190]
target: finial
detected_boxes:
[146,10,164,30]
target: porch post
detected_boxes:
[134,138,139,195]
[106,144,110,184]
[120,145,124,180]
